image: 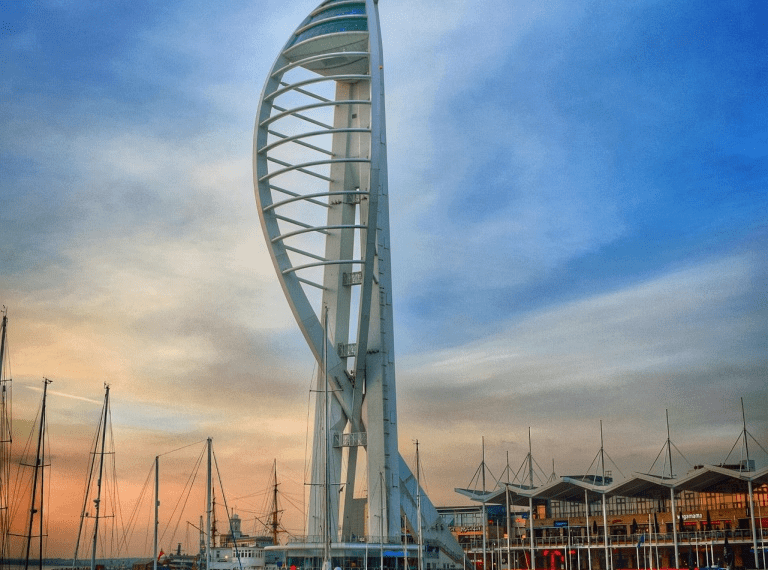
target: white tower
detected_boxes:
[253,0,463,563]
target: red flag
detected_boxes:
[158,551,165,561]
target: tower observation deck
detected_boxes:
[253,0,464,567]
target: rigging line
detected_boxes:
[468,458,498,491]
[722,434,742,466]
[647,442,668,475]
[277,491,304,515]
[419,449,430,497]
[165,461,201,553]
[43,411,52,561]
[303,359,317,531]
[73,397,107,563]
[513,458,528,486]
[582,449,601,483]
[529,455,550,484]
[233,488,270,501]
[746,430,768,455]
[159,444,206,547]
[601,449,626,480]
[466,460,482,489]
[118,460,155,554]
[100,477,115,559]
[667,438,693,469]
[258,468,272,532]
[9,464,35,525]
[212,449,244,570]
[7,385,53,560]
[361,453,368,499]
[107,410,127,558]
[158,439,207,457]
[142,481,150,557]
[10,391,44,500]
[271,470,307,489]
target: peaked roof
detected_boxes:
[456,464,768,507]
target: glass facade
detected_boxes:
[289,3,367,48]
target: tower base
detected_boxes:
[265,539,464,570]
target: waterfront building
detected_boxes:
[453,463,768,570]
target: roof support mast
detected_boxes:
[667,411,679,569]
[528,429,535,570]
[742,399,761,569]
[600,421,610,570]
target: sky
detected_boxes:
[1,0,767,559]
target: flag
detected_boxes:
[637,534,645,549]
[158,550,165,561]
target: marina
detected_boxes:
[0,1,766,570]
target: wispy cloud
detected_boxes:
[1,0,765,557]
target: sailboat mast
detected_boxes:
[154,456,159,570]
[206,437,212,570]
[90,385,110,570]
[322,306,331,570]
[379,471,385,570]
[211,487,217,548]
[0,308,11,566]
[24,378,51,570]
[0,309,6,383]
[271,460,279,545]
[415,440,423,570]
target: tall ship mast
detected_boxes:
[268,460,284,546]
[71,384,115,570]
[0,308,12,569]
[22,378,52,570]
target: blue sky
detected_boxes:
[1,0,766,556]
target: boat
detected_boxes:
[208,514,271,570]
[205,459,294,570]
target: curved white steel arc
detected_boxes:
[259,99,371,128]
[263,190,369,213]
[260,128,370,155]
[266,75,370,101]
[270,51,370,81]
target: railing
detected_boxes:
[286,534,415,545]
[461,528,768,552]
[282,535,462,563]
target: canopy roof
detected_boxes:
[456,464,768,507]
